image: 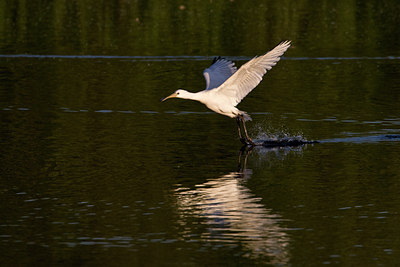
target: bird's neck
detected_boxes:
[181,90,204,101]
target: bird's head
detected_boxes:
[161,89,189,101]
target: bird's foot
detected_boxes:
[246,138,257,146]
[240,137,256,146]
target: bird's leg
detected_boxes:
[236,117,247,145]
[239,115,256,146]
[238,145,254,172]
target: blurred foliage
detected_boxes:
[1,0,400,56]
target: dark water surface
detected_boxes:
[2,1,400,266]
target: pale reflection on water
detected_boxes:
[174,149,291,264]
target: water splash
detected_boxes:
[250,123,318,148]
[253,123,305,141]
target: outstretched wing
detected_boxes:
[216,41,291,106]
[203,57,237,90]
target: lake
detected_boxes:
[1,1,400,266]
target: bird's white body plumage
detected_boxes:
[165,41,291,121]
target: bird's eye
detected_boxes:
[177,92,180,95]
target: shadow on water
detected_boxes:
[251,134,400,148]
[320,134,400,144]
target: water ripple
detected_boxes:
[174,172,290,264]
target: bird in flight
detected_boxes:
[162,41,291,146]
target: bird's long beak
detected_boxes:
[161,92,178,102]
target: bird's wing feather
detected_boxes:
[216,41,291,106]
[203,57,237,90]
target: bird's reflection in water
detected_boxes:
[174,145,307,264]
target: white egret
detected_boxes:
[162,41,291,146]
